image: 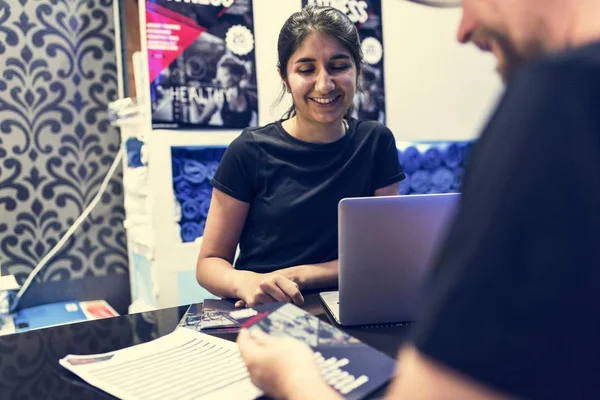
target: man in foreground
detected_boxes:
[238,0,600,398]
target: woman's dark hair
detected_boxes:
[361,64,379,85]
[218,54,247,79]
[275,5,363,119]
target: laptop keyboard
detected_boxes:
[314,351,369,395]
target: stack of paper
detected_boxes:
[60,328,262,400]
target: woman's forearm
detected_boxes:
[278,260,339,291]
[196,257,250,299]
[197,257,339,299]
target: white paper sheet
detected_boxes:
[59,328,262,400]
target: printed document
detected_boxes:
[59,328,262,400]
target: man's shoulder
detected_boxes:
[497,41,600,129]
[514,40,600,92]
[551,40,600,69]
[473,41,600,183]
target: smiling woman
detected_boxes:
[195,5,405,309]
[280,32,357,143]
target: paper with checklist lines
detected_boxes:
[59,328,262,400]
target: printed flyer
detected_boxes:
[145,0,259,129]
[245,302,397,399]
[303,0,386,123]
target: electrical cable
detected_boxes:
[9,147,125,313]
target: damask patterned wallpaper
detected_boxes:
[0,0,128,305]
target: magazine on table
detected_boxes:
[177,299,258,334]
[242,302,398,400]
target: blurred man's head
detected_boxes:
[456,0,600,82]
[457,0,553,82]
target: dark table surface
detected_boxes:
[0,293,413,399]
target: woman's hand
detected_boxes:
[237,329,338,400]
[234,271,304,308]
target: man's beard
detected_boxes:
[472,28,542,83]
[492,35,530,83]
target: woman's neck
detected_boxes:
[283,115,346,144]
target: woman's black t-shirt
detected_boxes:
[211,118,404,273]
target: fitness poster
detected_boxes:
[302,0,386,123]
[145,0,259,129]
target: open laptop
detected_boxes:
[320,193,459,326]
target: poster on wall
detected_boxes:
[302,0,386,123]
[145,0,259,130]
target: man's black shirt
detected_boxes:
[413,41,600,399]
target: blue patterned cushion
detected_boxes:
[396,141,474,195]
[172,141,475,243]
[171,147,226,242]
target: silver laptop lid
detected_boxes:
[337,193,459,325]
